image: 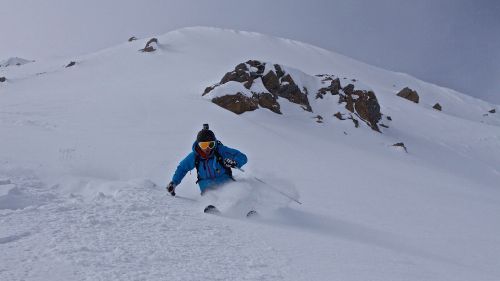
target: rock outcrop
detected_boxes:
[0,77,6,83]
[397,87,419,103]
[65,61,76,68]
[140,38,158,52]
[203,60,385,132]
[314,115,324,123]
[211,61,311,112]
[211,92,280,114]
[392,142,408,153]
[340,84,382,130]
[433,103,442,111]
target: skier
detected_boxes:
[166,124,248,199]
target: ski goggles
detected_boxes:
[198,141,216,150]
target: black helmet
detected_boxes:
[196,124,216,142]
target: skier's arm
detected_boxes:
[220,146,247,168]
[171,152,196,185]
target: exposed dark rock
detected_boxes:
[246,60,261,68]
[314,115,323,123]
[344,94,355,113]
[203,60,383,132]
[349,116,359,128]
[317,77,341,97]
[330,78,341,95]
[380,124,389,128]
[246,60,265,74]
[277,81,312,112]
[386,116,392,121]
[489,109,496,114]
[203,85,219,96]
[392,142,408,153]
[235,63,248,72]
[333,112,345,120]
[353,91,382,131]
[255,92,281,114]
[208,61,313,112]
[280,74,294,85]
[262,71,280,93]
[128,36,138,42]
[316,92,325,99]
[342,84,355,96]
[65,61,76,68]
[211,92,280,115]
[212,93,258,114]
[140,38,158,52]
[433,103,442,111]
[397,87,419,103]
[0,77,6,82]
[335,85,382,131]
[243,78,254,89]
[221,68,250,84]
[274,64,285,78]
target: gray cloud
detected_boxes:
[1,0,498,103]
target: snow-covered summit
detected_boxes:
[1,26,500,281]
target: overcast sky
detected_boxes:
[1,0,499,104]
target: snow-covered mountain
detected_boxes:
[1,27,499,281]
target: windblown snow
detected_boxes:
[1,27,499,281]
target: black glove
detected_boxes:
[166,182,176,196]
[223,158,238,169]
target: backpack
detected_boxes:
[194,141,234,184]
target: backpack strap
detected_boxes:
[213,143,235,181]
[194,154,201,184]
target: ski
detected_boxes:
[204,205,258,218]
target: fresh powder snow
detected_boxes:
[1,27,500,281]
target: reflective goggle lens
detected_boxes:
[198,141,216,149]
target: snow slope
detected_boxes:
[0,57,33,68]
[1,26,500,280]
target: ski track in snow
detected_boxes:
[0,169,288,281]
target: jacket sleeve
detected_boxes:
[171,152,196,186]
[219,145,248,168]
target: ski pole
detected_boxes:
[235,167,302,204]
[253,177,302,205]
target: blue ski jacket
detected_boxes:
[171,141,247,193]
